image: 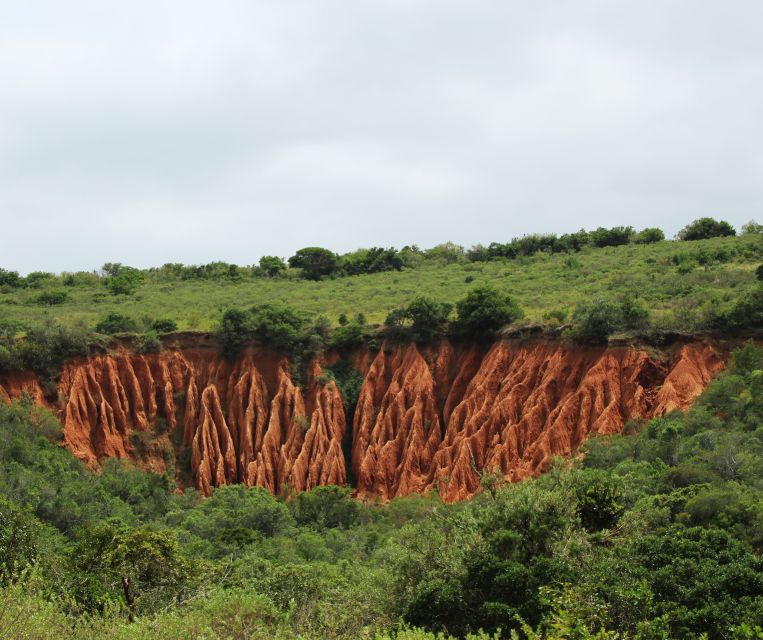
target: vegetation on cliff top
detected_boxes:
[0,218,761,334]
[0,218,762,382]
[1,343,763,638]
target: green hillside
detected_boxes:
[1,234,762,332]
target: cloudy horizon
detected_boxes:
[2,1,762,274]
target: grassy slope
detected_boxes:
[1,235,761,331]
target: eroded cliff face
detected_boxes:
[2,349,346,496]
[0,339,726,500]
[350,341,726,501]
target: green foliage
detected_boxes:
[329,320,370,351]
[151,318,178,333]
[32,290,68,306]
[678,217,737,241]
[289,246,339,280]
[70,523,190,616]
[633,227,665,244]
[95,313,139,334]
[1,235,761,336]
[0,497,40,580]
[341,247,404,276]
[258,255,287,277]
[385,296,453,343]
[0,268,22,289]
[0,320,93,381]
[289,486,360,529]
[568,295,649,344]
[454,286,523,339]
[218,303,314,359]
[136,330,161,353]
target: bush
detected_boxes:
[32,290,68,306]
[288,486,360,530]
[454,286,523,339]
[341,247,403,276]
[217,304,316,359]
[677,217,736,241]
[0,497,41,580]
[0,269,21,288]
[151,318,178,333]
[385,297,453,343]
[136,331,162,354]
[329,321,369,352]
[568,300,623,344]
[589,226,634,248]
[95,313,139,334]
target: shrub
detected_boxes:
[95,313,139,334]
[341,247,403,276]
[32,290,68,306]
[385,296,453,343]
[217,304,314,358]
[567,300,623,344]
[288,486,360,529]
[0,269,21,288]
[454,286,523,339]
[136,331,162,354]
[619,295,650,330]
[0,497,41,580]
[24,272,54,288]
[589,226,634,248]
[677,217,736,241]
[329,321,369,352]
[151,318,178,333]
[741,220,763,235]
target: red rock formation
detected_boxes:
[351,340,728,501]
[0,339,728,501]
[1,349,348,496]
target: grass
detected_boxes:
[1,236,762,332]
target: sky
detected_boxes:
[1,1,762,274]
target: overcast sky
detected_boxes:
[2,1,762,273]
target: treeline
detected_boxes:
[1,344,763,638]
[0,217,753,292]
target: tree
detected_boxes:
[406,297,453,342]
[0,498,40,580]
[677,217,736,241]
[259,255,287,278]
[741,220,763,235]
[288,486,359,530]
[589,226,634,248]
[385,297,453,343]
[454,286,523,339]
[634,227,665,244]
[288,247,339,280]
[0,269,21,288]
[71,524,189,618]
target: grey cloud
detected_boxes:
[1,1,762,272]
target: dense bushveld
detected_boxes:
[1,342,763,639]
